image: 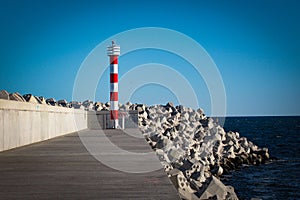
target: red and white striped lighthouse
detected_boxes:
[107,41,120,128]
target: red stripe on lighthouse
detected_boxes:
[110,56,118,64]
[107,41,120,128]
[110,110,118,120]
[110,73,118,83]
[110,92,118,101]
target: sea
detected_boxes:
[219,116,300,200]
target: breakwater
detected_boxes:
[122,102,270,200]
[0,90,270,199]
[0,90,138,152]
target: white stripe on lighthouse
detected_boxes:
[110,83,118,92]
[110,101,119,110]
[107,41,120,129]
[110,64,118,74]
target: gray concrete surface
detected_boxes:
[0,129,180,199]
[0,99,87,152]
[87,110,138,129]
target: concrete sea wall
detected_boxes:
[0,99,87,152]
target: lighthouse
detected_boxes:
[107,41,120,128]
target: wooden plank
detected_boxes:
[0,129,179,199]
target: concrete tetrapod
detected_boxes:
[125,102,270,200]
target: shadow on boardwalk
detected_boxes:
[0,129,179,199]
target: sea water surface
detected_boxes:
[220,116,300,200]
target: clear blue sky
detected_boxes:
[0,0,299,116]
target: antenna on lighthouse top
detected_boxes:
[107,41,120,56]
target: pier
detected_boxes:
[0,129,179,199]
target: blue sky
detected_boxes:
[0,0,299,116]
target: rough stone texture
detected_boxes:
[0,90,9,100]
[34,96,42,104]
[70,101,82,109]
[94,102,103,111]
[82,100,94,111]
[46,98,57,106]
[0,89,270,199]
[9,92,25,102]
[57,99,68,107]
[126,102,270,200]
[23,94,39,104]
[38,96,47,104]
[198,176,238,200]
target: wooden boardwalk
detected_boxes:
[0,129,179,199]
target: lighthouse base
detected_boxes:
[113,119,119,129]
